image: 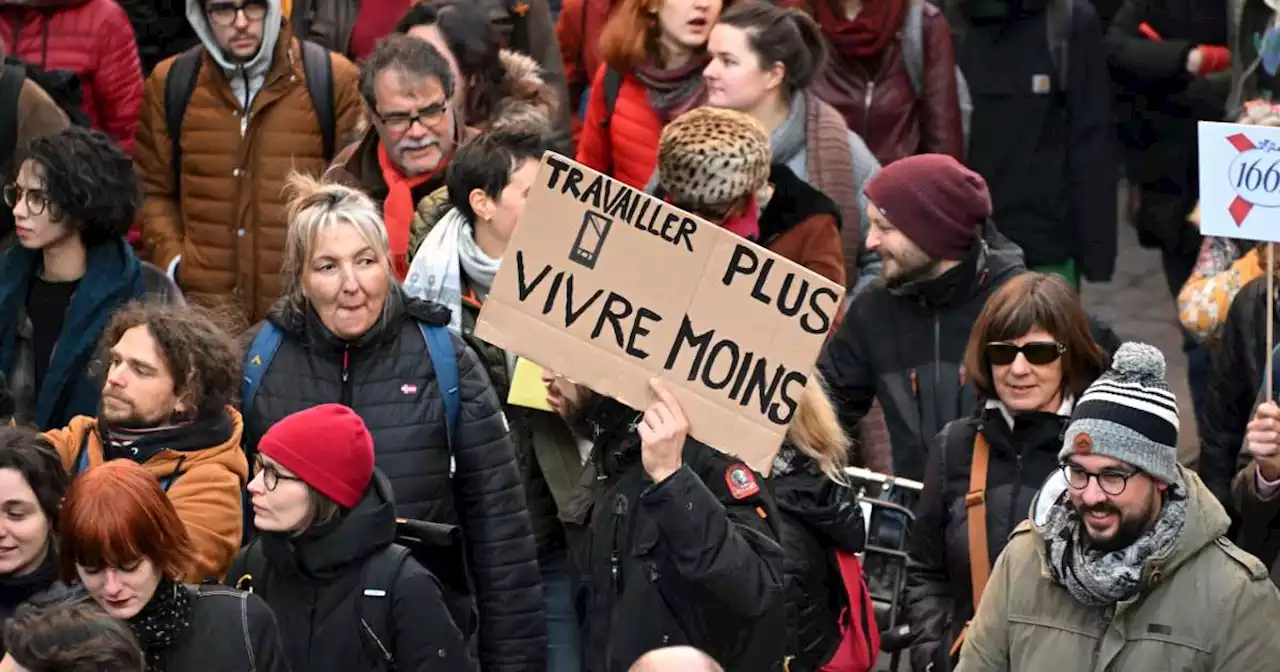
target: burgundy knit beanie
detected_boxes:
[864,154,992,261]
[258,404,374,509]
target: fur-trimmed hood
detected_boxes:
[484,49,559,131]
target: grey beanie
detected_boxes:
[1058,343,1181,485]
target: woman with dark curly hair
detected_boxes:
[0,127,180,431]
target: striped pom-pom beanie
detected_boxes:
[1058,342,1181,485]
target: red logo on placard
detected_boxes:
[1228,133,1257,226]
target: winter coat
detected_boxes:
[150,584,290,672]
[817,224,1025,481]
[770,453,865,671]
[42,408,248,582]
[770,91,882,294]
[556,0,615,115]
[0,0,143,152]
[951,0,1117,281]
[1231,447,1280,584]
[0,551,57,652]
[0,239,180,431]
[1198,276,1276,510]
[787,0,964,166]
[576,66,663,189]
[956,467,1280,672]
[568,397,786,672]
[758,163,846,286]
[240,290,547,671]
[136,12,363,328]
[226,471,471,672]
[904,401,1075,671]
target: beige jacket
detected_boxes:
[957,468,1280,672]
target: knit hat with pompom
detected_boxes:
[1058,343,1181,484]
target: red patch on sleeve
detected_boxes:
[725,465,760,500]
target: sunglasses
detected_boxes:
[985,341,1065,366]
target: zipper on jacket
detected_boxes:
[862,80,876,140]
[340,347,352,407]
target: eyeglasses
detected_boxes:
[375,102,449,134]
[3,183,48,215]
[985,341,1066,366]
[254,455,302,491]
[206,0,268,26]
[1062,462,1137,497]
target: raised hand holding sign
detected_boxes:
[638,378,688,483]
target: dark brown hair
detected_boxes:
[4,585,144,671]
[963,273,1107,402]
[59,460,196,581]
[717,1,827,97]
[98,302,240,422]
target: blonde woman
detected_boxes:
[236,174,546,670]
[768,375,862,671]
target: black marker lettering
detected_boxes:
[545,155,570,189]
[801,287,840,335]
[722,244,759,286]
[563,167,584,199]
[768,371,808,425]
[675,217,697,252]
[590,292,634,349]
[540,271,565,315]
[625,308,662,360]
[741,357,786,415]
[701,339,741,390]
[776,274,809,318]
[663,315,714,382]
[582,175,604,209]
[606,183,631,218]
[515,251,553,302]
[563,275,604,327]
[750,258,776,306]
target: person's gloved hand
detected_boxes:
[1188,46,1231,75]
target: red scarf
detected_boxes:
[813,0,906,61]
[721,196,760,242]
[377,142,444,280]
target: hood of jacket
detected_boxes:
[770,452,863,554]
[488,49,559,130]
[261,469,399,577]
[97,406,244,465]
[265,288,451,353]
[1028,466,1230,590]
[760,163,843,243]
[186,0,283,104]
[889,219,1025,310]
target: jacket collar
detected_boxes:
[267,288,451,354]
[759,163,843,245]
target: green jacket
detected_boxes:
[957,467,1280,672]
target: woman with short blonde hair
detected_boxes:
[239,173,547,669]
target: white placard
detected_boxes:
[1199,121,1280,243]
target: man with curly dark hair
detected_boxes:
[2,584,144,671]
[39,301,248,582]
[0,127,180,432]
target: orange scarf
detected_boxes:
[377,142,442,280]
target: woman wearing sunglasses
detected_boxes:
[901,272,1111,672]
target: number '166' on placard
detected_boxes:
[1198,121,1280,243]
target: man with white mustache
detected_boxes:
[327,34,472,281]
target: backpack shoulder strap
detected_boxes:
[164,47,204,198]
[299,40,335,161]
[900,0,925,97]
[357,544,413,671]
[600,66,623,129]
[965,431,992,607]
[1046,0,1072,91]
[417,322,459,449]
[0,65,26,170]
[233,539,270,597]
[241,322,285,410]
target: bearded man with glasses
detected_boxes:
[953,342,1280,672]
[134,0,363,331]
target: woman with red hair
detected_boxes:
[575,0,727,187]
[59,460,288,671]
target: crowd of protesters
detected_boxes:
[4,0,1280,671]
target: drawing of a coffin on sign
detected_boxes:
[474,153,845,472]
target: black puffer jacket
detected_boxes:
[227,471,471,671]
[569,398,786,672]
[242,290,546,671]
[903,403,1071,671]
[818,224,1025,481]
[770,450,865,671]
[1199,276,1277,511]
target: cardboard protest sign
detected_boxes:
[1198,121,1280,243]
[474,153,845,472]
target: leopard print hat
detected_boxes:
[656,107,772,217]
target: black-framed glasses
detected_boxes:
[985,341,1066,366]
[206,0,268,26]
[375,102,449,134]
[254,455,302,491]
[3,183,48,215]
[1062,462,1136,496]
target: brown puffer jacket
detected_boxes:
[135,27,363,329]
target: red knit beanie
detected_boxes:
[258,404,374,509]
[864,154,992,261]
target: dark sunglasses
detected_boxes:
[985,341,1065,366]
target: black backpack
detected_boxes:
[162,40,336,198]
[236,518,471,670]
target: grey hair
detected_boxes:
[280,172,396,301]
[359,33,455,108]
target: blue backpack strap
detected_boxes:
[417,322,459,449]
[241,322,285,410]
